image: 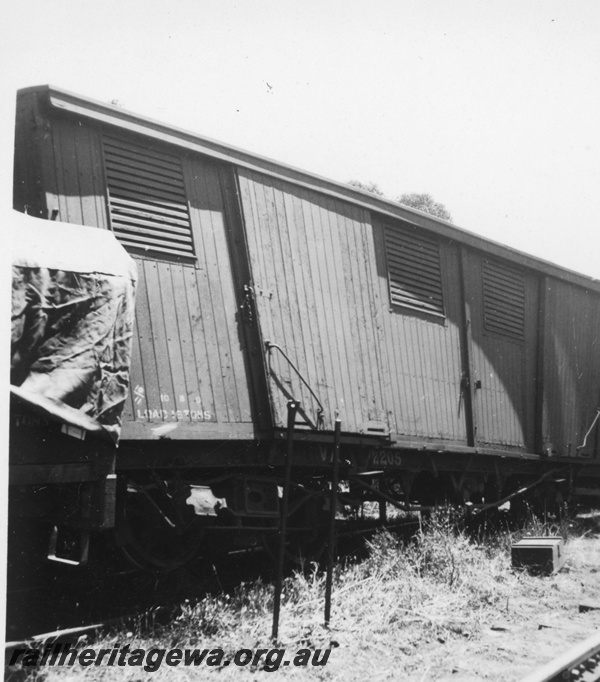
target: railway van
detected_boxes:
[10,85,600,570]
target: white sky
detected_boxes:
[2,0,600,278]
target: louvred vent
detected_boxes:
[482,260,525,341]
[384,225,445,317]
[103,135,195,260]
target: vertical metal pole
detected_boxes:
[324,418,341,626]
[379,477,388,525]
[272,400,298,641]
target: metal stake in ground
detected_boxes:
[324,418,341,626]
[272,400,298,641]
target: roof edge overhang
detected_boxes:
[18,84,600,293]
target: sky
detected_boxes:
[2,0,600,282]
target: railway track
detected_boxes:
[521,630,600,682]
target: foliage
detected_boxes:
[346,180,385,196]
[18,508,600,680]
[347,181,453,222]
[397,193,453,222]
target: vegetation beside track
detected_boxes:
[7,508,600,681]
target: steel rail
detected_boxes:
[520,629,600,682]
[6,623,106,651]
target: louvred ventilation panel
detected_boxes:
[482,259,525,341]
[384,224,445,317]
[103,135,195,260]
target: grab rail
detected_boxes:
[577,406,600,452]
[264,340,324,426]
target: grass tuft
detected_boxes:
[12,507,600,680]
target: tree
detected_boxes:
[347,180,385,197]
[348,181,453,222]
[397,193,452,222]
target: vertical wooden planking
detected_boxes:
[203,165,236,420]
[29,107,262,433]
[43,115,108,229]
[343,207,372,423]
[247,174,289,425]
[288,187,330,413]
[14,92,40,214]
[586,292,600,460]
[543,281,564,453]
[461,250,540,448]
[300,189,338,427]
[402,315,425,435]
[256,177,294,415]
[414,316,434,436]
[199,161,238,422]
[435,244,459,440]
[37,102,62,219]
[218,165,271,430]
[445,245,467,441]
[63,118,84,224]
[186,156,237,422]
[587,292,600,460]
[238,171,270,303]
[372,218,403,435]
[272,178,315,415]
[280,184,322,414]
[144,259,175,418]
[132,259,162,416]
[49,121,74,223]
[170,264,203,420]
[428,314,445,438]
[237,170,278,409]
[399,316,419,434]
[75,123,108,228]
[310,198,349,427]
[182,263,218,421]
[534,277,548,454]
[542,281,600,456]
[522,273,540,449]
[351,206,384,426]
[371,216,469,442]
[360,209,389,426]
[73,124,100,227]
[157,261,190,418]
[333,198,367,428]
[338,203,372,426]
[233,170,478,442]
[202,162,252,422]
[238,170,285,425]
[320,197,360,428]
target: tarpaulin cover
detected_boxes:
[10,212,137,443]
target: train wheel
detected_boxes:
[116,480,204,572]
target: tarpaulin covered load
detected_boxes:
[10,212,137,443]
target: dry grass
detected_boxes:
[7,508,600,681]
